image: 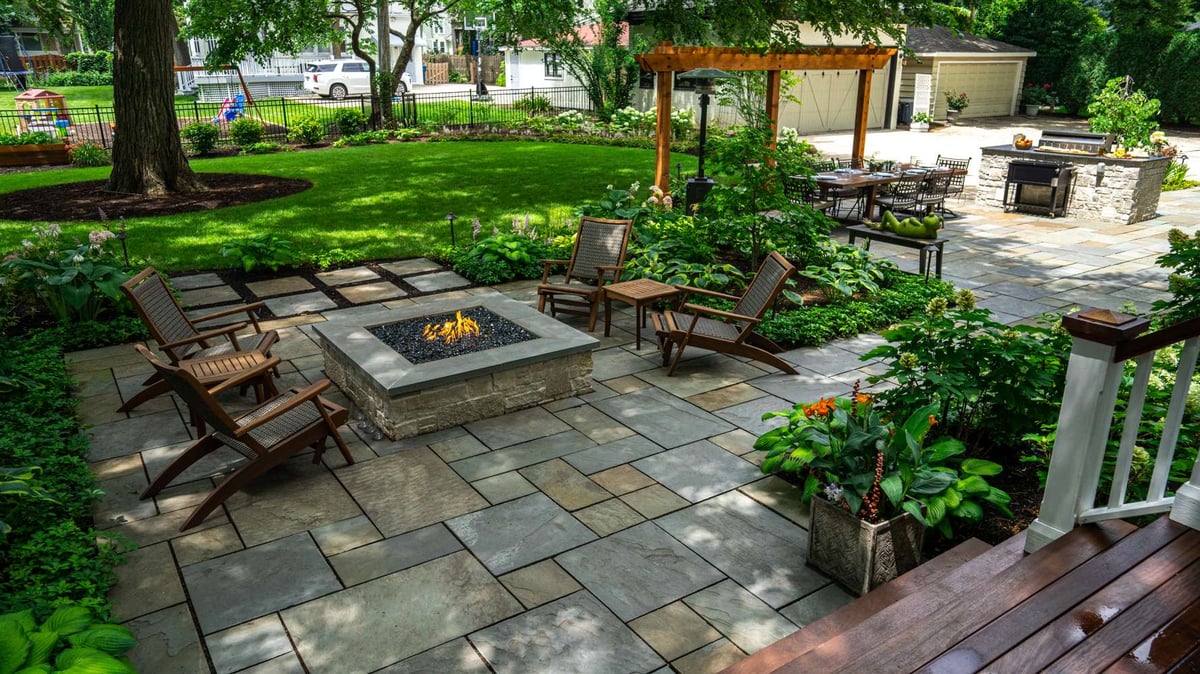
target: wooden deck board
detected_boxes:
[722,538,993,674]
[988,528,1200,673]
[1104,597,1200,673]
[1046,556,1200,673]
[919,517,1189,673]
[775,520,1135,673]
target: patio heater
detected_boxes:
[678,68,734,213]
[471,16,490,100]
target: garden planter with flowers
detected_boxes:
[755,384,1012,596]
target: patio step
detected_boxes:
[725,517,1200,673]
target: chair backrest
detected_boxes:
[783,175,809,205]
[813,159,837,172]
[922,172,953,200]
[733,251,796,320]
[936,156,970,195]
[837,157,865,170]
[565,217,633,283]
[132,344,241,436]
[891,172,927,199]
[122,268,199,363]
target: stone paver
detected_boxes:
[553,404,637,444]
[471,471,539,504]
[556,522,724,621]
[590,464,656,495]
[125,604,210,674]
[449,430,596,482]
[630,601,722,661]
[574,498,646,536]
[465,406,572,449]
[329,523,462,586]
[407,270,471,292]
[180,285,243,307]
[245,276,314,297]
[184,532,342,634]
[337,281,407,304]
[378,639,490,673]
[110,542,185,621]
[337,448,488,536]
[469,591,664,673]
[685,580,798,653]
[714,395,794,436]
[223,458,363,547]
[263,291,337,317]
[634,440,762,503]
[564,435,665,475]
[593,388,734,449]
[520,459,611,510]
[315,266,379,286]
[780,584,856,627]
[87,410,192,462]
[206,615,293,674]
[671,638,746,674]
[499,559,583,609]
[172,523,244,567]
[447,493,597,575]
[657,491,827,608]
[380,258,443,276]
[620,484,692,519]
[282,551,521,672]
[169,273,224,290]
[309,515,382,556]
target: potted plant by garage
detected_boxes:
[944,91,969,125]
[754,386,1012,595]
[910,112,932,132]
[1022,82,1053,117]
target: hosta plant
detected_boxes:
[0,603,138,673]
[755,385,1012,537]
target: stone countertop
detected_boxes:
[981,145,1171,166]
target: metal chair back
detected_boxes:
[936,156,970,197]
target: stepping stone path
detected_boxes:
[78,191,1200,673]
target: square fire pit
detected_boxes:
[314,295,599,440]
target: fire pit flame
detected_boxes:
[423,310,482,344]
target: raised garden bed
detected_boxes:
[0,142,70,167]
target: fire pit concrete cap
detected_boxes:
[314,295,599,397]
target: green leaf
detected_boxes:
[40,607,91,637]
[15,665,53,674]
[960,459,1003,476]
[908,470,955,497]
[926,497,946,524]
[0,620,31,674]
[24,631,57,666]
[879,475,903,507]
[66,627,135,657]
[958,475,991,494]
[951,500,983,522]
[902,500,929,526]
[54,648,134,674]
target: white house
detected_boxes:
[502,23,625,90]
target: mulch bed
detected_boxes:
[0,173,311,222]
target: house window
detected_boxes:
[544,53,562,79]
[639,71,655,89]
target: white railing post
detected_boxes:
[1168,336,1200,531]
[1025,309,1151,553]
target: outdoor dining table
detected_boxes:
[810,166,965,222]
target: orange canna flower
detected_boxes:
[855,392,873,406]
[804,397,836,418]
[928,415,937,426]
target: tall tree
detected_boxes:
[108,0,203,194]
[69,0,114,50]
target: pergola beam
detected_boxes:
[636,43,898,192]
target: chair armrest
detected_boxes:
[234,380,332,436]
[596,265,625,283]
[161,323,248,350]
[675,285,742,302]
[540,259,571,283]
[680,303,761,326]
[192,302,266,333]
[207,355,283,396]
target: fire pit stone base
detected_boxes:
[315,295,599,440]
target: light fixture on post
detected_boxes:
[472,16,490,100]
[677,67,735,212]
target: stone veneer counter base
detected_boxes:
[316,296,598,439]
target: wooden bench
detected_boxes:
[845,223,949,279]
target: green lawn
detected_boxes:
[0,141,692,271]
[1,86,195,111]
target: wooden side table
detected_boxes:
[178,350,278,432]
[603,278,679,349]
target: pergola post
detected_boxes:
[654,71,674,191]
[765,70,782,157]
[852,69,873,161]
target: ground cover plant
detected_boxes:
[0,142,677,270]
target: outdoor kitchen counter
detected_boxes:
[977,144,1171,224]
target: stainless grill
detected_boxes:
[1036,130,1114,156]
[1003,160,1074,218]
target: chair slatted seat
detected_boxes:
[537,217,632,332]
[119,267,279,413]
[651,251,798,376]
[134,344,353,531]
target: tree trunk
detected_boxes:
[169,11,191,67]
[108,0,204,195]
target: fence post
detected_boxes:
[94,106,106,149]
[469,94,474,126]
[1024,308,1150,553]
[281,97,289,132]
[361,97,368,128]
[193,99,200,124]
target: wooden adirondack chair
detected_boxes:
[537,216,632,332]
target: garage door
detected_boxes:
[936,61,1021,118]
[781,67,891,134]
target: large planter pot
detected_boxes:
[945,110,961,125]
[1024,104,1040,117]
[910,123,930,133]
[0,143,70,167]
[807,496,925,596]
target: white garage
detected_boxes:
[901,26,1036,122]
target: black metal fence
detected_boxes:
[0,86,594,151]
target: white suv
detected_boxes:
[303,59,412,99]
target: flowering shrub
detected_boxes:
[1087,77,1161,148]
[1154,228,1200,322]
[755,383,1012,537]
[865,290,1072,453]
[1,224,128,324]
[944,90,969,111]
[607,107,693,139]
[1023,82,1054,106]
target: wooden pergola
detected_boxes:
[633,43,898,190]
